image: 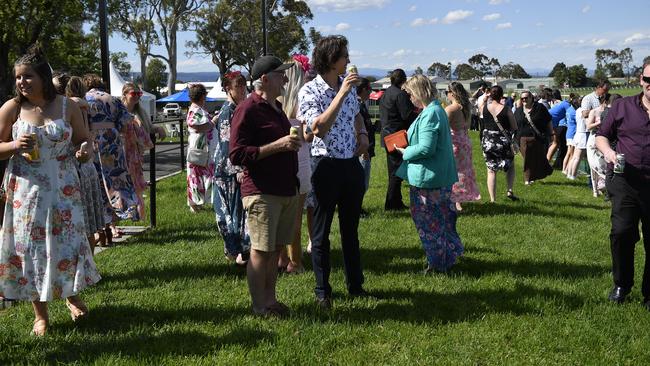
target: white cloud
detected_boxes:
[410,17,438,27]
[536,22,544,27]
[482,13,501,21]
[592,38,609,46]
[442,10,473,24]
[489,0,510,4]
[623,32,650,45]
[496,22,512,30]
[409,5,417,11]
[316,25,333,32]
[393,49,407,57]
[349,50,364,57]
[335,22,350,31]
[582,5,591,13]
[519,43,535,49]
[393,21,402,27]
[304,0,390,12]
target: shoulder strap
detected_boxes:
[489,106,512,143]
[61,97,68,122]
[523,109,543,136]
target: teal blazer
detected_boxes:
[396,100,458,189]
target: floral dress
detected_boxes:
[186,104,216,207]
[212,101,249,258]
[123,116,153,218]
[0,98,101,301]
[449,110,481,203]
[86,88,140,223]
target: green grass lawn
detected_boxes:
[2,131,650,364]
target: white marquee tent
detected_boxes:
[206,78,228,101]
[109,61,156,118]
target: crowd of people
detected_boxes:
[1,39,649,334]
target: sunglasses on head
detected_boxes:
[128,90,143,97]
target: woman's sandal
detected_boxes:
[31,318,48,337]
[506,190,520,201]
[65,299,89,322]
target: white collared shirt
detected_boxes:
[298,75,360,158]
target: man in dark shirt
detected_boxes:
[596,58,650,309]
[379,69,416,210]
[229,55,300,317]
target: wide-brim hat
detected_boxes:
[251,55,294,81]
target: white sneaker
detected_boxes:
[306,240,312,254]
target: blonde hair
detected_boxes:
[121,82,153,133]
[402,75,437,106]
[280,59,305,119]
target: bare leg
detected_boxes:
[487,169,497,202]
[591,169,600,197]
[31,301,48,336]
[506,165,515,193]
[567,148,585,179]
[306,206,314,253]
[247,249,271,313]
[546,135,558,162]
[455,202,463,211]
[563,145,574,174]
[264,250,281,308]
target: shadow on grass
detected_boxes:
[124,225,219,246]
[539,180,589,187]
[353,246,607,279]
[44,326,273,363]
[296,283,585,325]
[101,262,246,289]
[459,202,591,220]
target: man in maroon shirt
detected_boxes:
[229,55,300,317]
[596,58,650,308]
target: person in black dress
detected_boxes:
[481,86,519,202]
[514,90,554,184]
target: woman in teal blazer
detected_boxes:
[394,75,463,273]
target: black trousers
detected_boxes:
[552,126,568,169]
[384,149,405,210]
[310,156,365,299]
[606,171,650,298]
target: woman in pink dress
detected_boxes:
[445,82,481,211]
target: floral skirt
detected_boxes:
[451,131,481,203]
[481,129,514,172]
[213,176,249,258]
[409,186,463,272]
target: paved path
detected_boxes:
[143,142,185,181]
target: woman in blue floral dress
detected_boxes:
[212,72,250,264]
[395,75,463,273]
[84,74,140,243]
[0,47,100,336]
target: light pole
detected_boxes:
[99,0,110,92]
[448,62,452,81]
[261,0,268,55]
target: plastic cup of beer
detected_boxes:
[22,133,40,162]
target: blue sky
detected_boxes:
[110,0,650,74]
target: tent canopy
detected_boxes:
[206,78,228,100]
[157,88,218,103]
[109,61,156,117]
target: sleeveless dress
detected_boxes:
[0,98,101,301]
[481,105,514,172]
[449,108,481,203]
[186,104,216,207]
[123,116,153,218]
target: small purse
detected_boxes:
[187,145,209,167]
[383,130,408,153]
[490,108,519,156]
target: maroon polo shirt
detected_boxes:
[229,92,298,197]
[597,93,650,176]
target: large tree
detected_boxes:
[149,0,204,95]
[566,64,588,88]
[110,51,132,78]
[188,0,313,76]
[427,62,450,78]
[453,63,481,80]
[548,62,567,78]
[109,0,159,90]
[497,62,530,79]
[145,58,167,96]
[595,48,618,79]
[0,0,98,101]
[618,47,633,82]
[468,53,500,77]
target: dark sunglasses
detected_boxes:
[128,91,143,97]
[643,75,650,84]
[520,96,530,100]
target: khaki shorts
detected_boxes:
[242,194,299,252]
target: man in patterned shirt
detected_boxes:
[298,35,369,310]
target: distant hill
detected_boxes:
[176,72,220,82]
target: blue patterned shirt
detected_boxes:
[298,75,360,159]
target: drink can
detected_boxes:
[289,126,299,137]
[614,153,625,174]
[23,133,40,163]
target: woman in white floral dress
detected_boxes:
[0,47,100,336]
[186,83,216,212]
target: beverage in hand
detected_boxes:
[347,64,358,75]
[22,133,40,163]
[290,126,300,137]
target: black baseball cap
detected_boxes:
[251,55,294,81]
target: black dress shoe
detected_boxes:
[385,203,409,211]
[349,288,372,298]
[608,286,631,303]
